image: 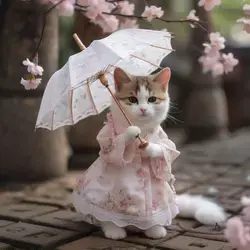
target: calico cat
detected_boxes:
[73,67,226,240]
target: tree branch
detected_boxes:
[33,0,65,58]
[34,0,208,58]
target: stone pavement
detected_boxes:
[1,129,250,249]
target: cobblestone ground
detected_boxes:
[1,129,250,249]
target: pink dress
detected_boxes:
[72,113,180,229]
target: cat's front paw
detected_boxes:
[125,126,141,142]
[145,225,167,239]
[141,143,162,158]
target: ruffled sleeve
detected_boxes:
[150,128,180,181]
[96,114,136,166]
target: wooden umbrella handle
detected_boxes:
[73,33,148,149]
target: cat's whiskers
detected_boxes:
[167,114,183,124]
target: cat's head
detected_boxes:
[112,67,171,130]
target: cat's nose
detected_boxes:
[140,108,147,113]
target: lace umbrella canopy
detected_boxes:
[35,28,173,146]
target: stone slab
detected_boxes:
[223,167,250,177]
[156,235,233,250]
[0,221,14,228]
[23,196,72,208]
[184,225,226,242]
[187,184,242,198]
[190,164,231,175]
[167,218,200,232]
[215,176,250,187]
[0,222,79,249]
[174,181,196,193]
[212,145,250,165]
[0,203,58,220]
[57,236,146,250]
[31,210,96,233]
[233,188,250,199]
[216,198,242,214]
[124,230,180,247]
[174,170,215,183]
[0,242,13,249]
[93,230,179,247]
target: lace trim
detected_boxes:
[106,112,117,137]
[72,191,179,230]
[36,107,110,130]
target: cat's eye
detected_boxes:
[148,96,157,103]
[128,96,138,104]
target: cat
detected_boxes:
[73,67,226,240]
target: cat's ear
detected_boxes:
[153,67,171,90]
[114,67,131,91]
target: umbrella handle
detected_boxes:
[99,74,149,149]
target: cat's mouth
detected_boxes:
[138,113,150,119]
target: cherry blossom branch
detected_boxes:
[75,3,208,32]
[20,0,240,90]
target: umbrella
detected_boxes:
[35,28,173,148]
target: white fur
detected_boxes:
[176,194,227,226]
[145,225,167,239]
[101,222,127,239]
[111,85,170,136]
[102,79,226,240]
[124,126,141,142]
[141,143,163,158]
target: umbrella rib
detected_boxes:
[130,54,163,69]
[149,45,175,51]
[70,89,74,124]
[87,79,98,114]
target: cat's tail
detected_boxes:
[176,194,227,225]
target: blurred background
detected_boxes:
[0,0,249,182]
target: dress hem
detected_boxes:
[72,191,179,230]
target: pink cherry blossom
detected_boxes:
[186,9,199,28]
[119,19,138,29]
[22,58,44,76]
[242,196,250,207]
[212,62,224,77]
[209,32,225,50]
[22,58,34,70]
[224,196,250,250]
[237,18,250,33]
[225,217,249,249]
[141,5,164,22]
[243,4,250,16]
[119,1,135,15]
[92,15,119,33]
[242,206,250,221]
[58,0,75,16]
[20,78,42,90]
[222,53,239,74]
[198,0,221,11]
[85,0,110,20]
[202,43,220,57]
[77,0,89,5]
[198,55,218,74]
[40,0,76,16]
